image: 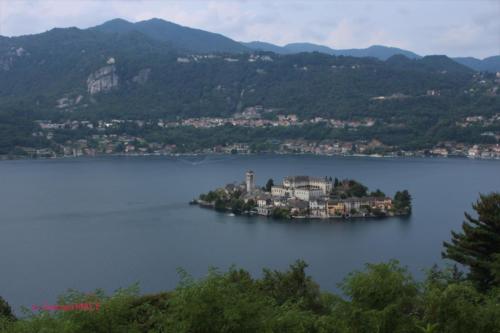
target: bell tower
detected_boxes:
[246,170,255,193]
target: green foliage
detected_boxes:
[421,275,500,333]
[341,260,418,311]
[394,190,412,212]
[163,267,274,332]
[3,259,500,333]
[200,190,219,203]
[230,198,245,214]
[331,179,370,198]
[0,296,15,321]
[199,188,256,215]
[214,198,227,212]
[259,260,324,313]
[1,26,499,155]
[271,207,291,219]
[443,192,500,291]
[346,181,368,197]
[243,199,256,212]
[370,189,386,198]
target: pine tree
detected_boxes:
[0,296,15,321]
[265,178,274,192]
[442,193,500,290]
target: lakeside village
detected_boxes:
[193,171,412,219]
[8,110,500,160]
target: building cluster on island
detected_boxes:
[195,171,412,219]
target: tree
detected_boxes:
[230,198,244,214]
[258,260,324,313]
[338,260,419,332]
[394,190,412,212]
[271,207,291,219]
[203,190,219,203]
[265,178,274,192]
[214,198,226,212]
[243,199,256,212]
[347,180,368,197]
[371,189,386,198]
[0,296,15,321]
[442,193,500,291]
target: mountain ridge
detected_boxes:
[0,18,498,156]
[241,41,421,60]
[1,17,498,71]
[90,18,249,54]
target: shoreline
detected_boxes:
[192,199,411,221]
[2,150,500,162]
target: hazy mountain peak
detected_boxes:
[284,42,335,54]
[92,17,248,54]
[453,55,500,72]
[385,54,412,63]
[93,18,134,33]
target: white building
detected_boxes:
[271,185,290,197]
[309,199,328,217]
[271,175,332,200]
[293,187,323,201]
[282,176,332,194]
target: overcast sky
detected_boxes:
[1,0,499,58]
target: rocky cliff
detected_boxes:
[87,64,119,95]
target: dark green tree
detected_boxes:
[394,190,412,212]
[271,207,291,219]
[265,178,274,192]
[258,260,324,313]
[0,296,15,321]
[338,260,419,332]
[214,198,227,212]
[201,190,219,203]
[344,180,368,197]
[442,192,500,291]
[230,198,245,214]
[371,189,386,198]
[243,199,256,212]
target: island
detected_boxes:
[193,171,412,219]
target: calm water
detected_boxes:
[0,154,499,313]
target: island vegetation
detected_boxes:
[195,172,412,219]
[1,193,499,332]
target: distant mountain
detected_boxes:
[0,23,478,122]
[418,55,474,72]
[0,18,498,155]
[283,43,336,55]
[333,45,420,60]
[92,18,249,54]
[242,41,500,72]
[453,56,500,73]
[240,41,286,54]
[241,41,420,60]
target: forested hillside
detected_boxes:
[0,19,499,156]
[1,25,495,121]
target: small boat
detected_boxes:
[228,213,235,217]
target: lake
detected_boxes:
[0,154,499,313]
